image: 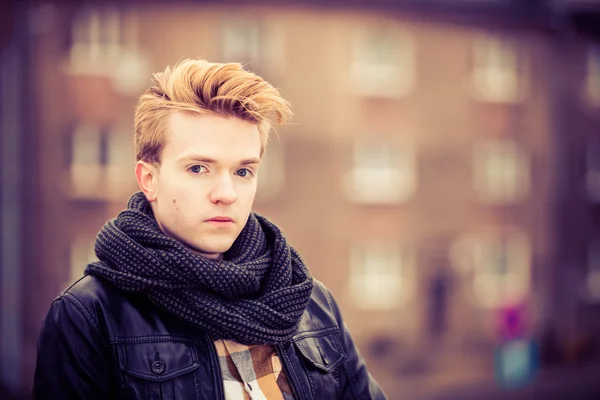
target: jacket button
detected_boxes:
[151,360,165,374]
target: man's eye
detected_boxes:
[190,165,206,174]
[236,168,251,178]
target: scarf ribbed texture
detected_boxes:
[84,192,314,345]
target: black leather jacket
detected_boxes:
[33,276,386,399]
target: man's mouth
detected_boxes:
[206,217,235,226]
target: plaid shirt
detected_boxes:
[215,339,295,400]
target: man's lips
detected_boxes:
[206,217,234,223]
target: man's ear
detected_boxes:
[135,161,158,202]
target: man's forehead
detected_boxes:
[163,112,262,160]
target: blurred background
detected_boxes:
[2,0,600,398]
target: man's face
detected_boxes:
[140,112,261,259]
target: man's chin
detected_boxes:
[187,242,234,260]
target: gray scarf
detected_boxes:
[85,192,314,345]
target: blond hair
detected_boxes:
[134,59,292,164]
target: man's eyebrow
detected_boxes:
[178,155,261,165]
[179,155,217,163]
[240,158,261,165]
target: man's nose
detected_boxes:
[209,173,237,205]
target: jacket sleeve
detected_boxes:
[323,285,387,400]
[33,293,112,400]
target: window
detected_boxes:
[585,45,600,108]
[68,6,123,74]
[350,26,416,98]
[221,19,284,77]
[473,139,530,204]
[450,230,531,308]
[585,238,600,303]
[343,137,417,204]
[68,6,149,94]
[68,123,104,198]
[348,243,415,309]
[586,136,600,203]
[471,35,528,103]
[105,123,136,198]
[255,139,285,202]
[68,122,135,200]
[222,20,261,65]
[69,237,97,284]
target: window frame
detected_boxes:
[349,26,416,98]
[472,138,530,204]
[343,136,417,204]
[470,34,529,104]
[348,242,416,310]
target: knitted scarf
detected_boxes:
[84,192,314,345]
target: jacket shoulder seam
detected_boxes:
[63,292,101,334]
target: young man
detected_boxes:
[33,59,386,399]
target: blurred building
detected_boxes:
[2,0,600,398]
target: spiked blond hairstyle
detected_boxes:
[134,59,292,164]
